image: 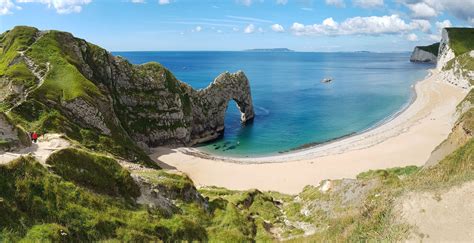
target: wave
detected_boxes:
[255,106,270,116]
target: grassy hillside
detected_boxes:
[446,28,474,56]
[0,156,206,241]
[0,26,154,167]
[0,152,302,242]
[418,42,440,56]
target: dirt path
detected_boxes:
[0,134,70,164]
[398,181,474,242]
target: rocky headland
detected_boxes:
[410,42,439,63]
[0,26,254,163]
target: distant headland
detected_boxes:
[243,48,295,52]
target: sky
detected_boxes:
[0,0,473,52]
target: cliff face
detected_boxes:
[437,29,456,70]
[425,28,474,166]
[436,28,474,89]
[0,26,254,158]
[410,45,438,63]
[0,112,30,152]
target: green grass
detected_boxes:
[418,42,440,56]
[46,148,140,200]
[446,28,474,56]
[0,26,38,76]
[357,166,420,181]
[21,224,70,242]
[26,31,103,102]
[407,138,474,190]
[0,156,209,242]
[134,170,194,193]
[4,62,36,88]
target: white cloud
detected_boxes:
[442,0,474,24]
[16,0,92,14]
[301,7,313,11]
[326,0,345,8]
[290,15,430,36]
[406,2,437,19]
[401,0,474,24]
[411,19,431,33]
[158,0,170,4]
[406,33,418,41]
[131,0,145,3]
[192,26,202,32]
[232,27,240,32]
[322,17,338,29]
[271,23,285,32]
[353,0,383,8]
[436,19,452,31]
[428,19,452,40]
[428,34,440,41]
[276,0,288,4]
[0,0,18,15]
[244,24,255,33]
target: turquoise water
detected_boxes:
[115,51,432,157]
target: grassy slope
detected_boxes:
[46,148,140,200]
[26,30,102,102]
[446,28,474,56]
[0,26,154,167]
[418,42,440,56]
[0,151,291,242]
[286,137,473,242]
[0,155,208,242]
[0,26,38,112]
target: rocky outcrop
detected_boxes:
[410,45,438,63]
[0,112,30,152]
[63,98,111,135]
[132,172,209,216]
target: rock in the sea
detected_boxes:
[410,43,439,63]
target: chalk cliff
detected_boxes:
[410,43,439,63]
[436,28,474,89]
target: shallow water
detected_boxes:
[115,51,432,157]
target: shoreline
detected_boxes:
[172,70,425,164]
[195,72,421,161]
[151,69,468,194]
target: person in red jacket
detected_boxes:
[32,131,38,143]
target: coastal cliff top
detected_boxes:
[445,27,474,56]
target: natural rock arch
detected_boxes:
[189,71,255,144]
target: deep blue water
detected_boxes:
[114,51,432,157]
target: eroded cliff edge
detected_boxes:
[409,42,439,63]
[0,26,254,161]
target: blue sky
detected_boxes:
[0,0,473,51]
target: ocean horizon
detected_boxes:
[115,51,433,157]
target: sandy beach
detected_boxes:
[151,69,468,194]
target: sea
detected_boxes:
[114,51,433,157]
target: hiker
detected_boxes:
[32,131,38,143]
